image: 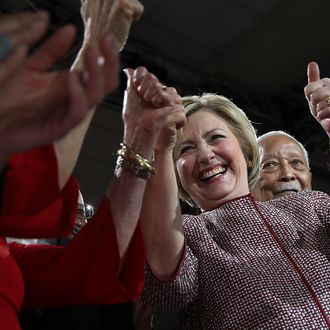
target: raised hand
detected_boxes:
[129,66,185,152]
[122,67,185,154]
[80,0,144,50]
[304,61,330,137]
[0,24,119,163]
[53,0,144,188]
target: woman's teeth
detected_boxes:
[200,166,226,180]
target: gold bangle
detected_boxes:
[117,143,156,175]
[116,156,151,179]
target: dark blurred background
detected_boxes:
[1,0,330,205]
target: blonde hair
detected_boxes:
[175,93,260,206]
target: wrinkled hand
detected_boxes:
[122,66,185,151]
[80,0,144,50]
[304,61,330,137]
[0,25,119,161]
[155,109,187,152]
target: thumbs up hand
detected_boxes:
[304,61,330,137]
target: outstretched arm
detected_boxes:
[141,137,186,280]
[108,66,184,262]
[130,68,187,280]
[54,0,144,188]
[5,67,184,308]
[304,61,330,138]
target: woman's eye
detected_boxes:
[179,145,194,155]
[210,134,225,141]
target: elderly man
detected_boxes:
[252,131,312,201]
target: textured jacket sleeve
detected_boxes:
[310,191,330,227]
[141,216,199,311]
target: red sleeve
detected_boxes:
[0,145,78,238]
[10,198,145,309]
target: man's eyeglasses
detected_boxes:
[74,203,95,232]
[76,203,95,220]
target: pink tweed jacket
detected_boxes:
[142,191,330,329]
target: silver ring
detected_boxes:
[0,34,12,60]
[162,85,168,91]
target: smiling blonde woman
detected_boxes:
[140,92,330,329]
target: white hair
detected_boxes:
[257,130,310,169]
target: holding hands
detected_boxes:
[111,66,184,260]
[304,61,330,137]
[122,66,185,158]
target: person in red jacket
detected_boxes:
[0,66,183,329]
[0,0,180,329]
